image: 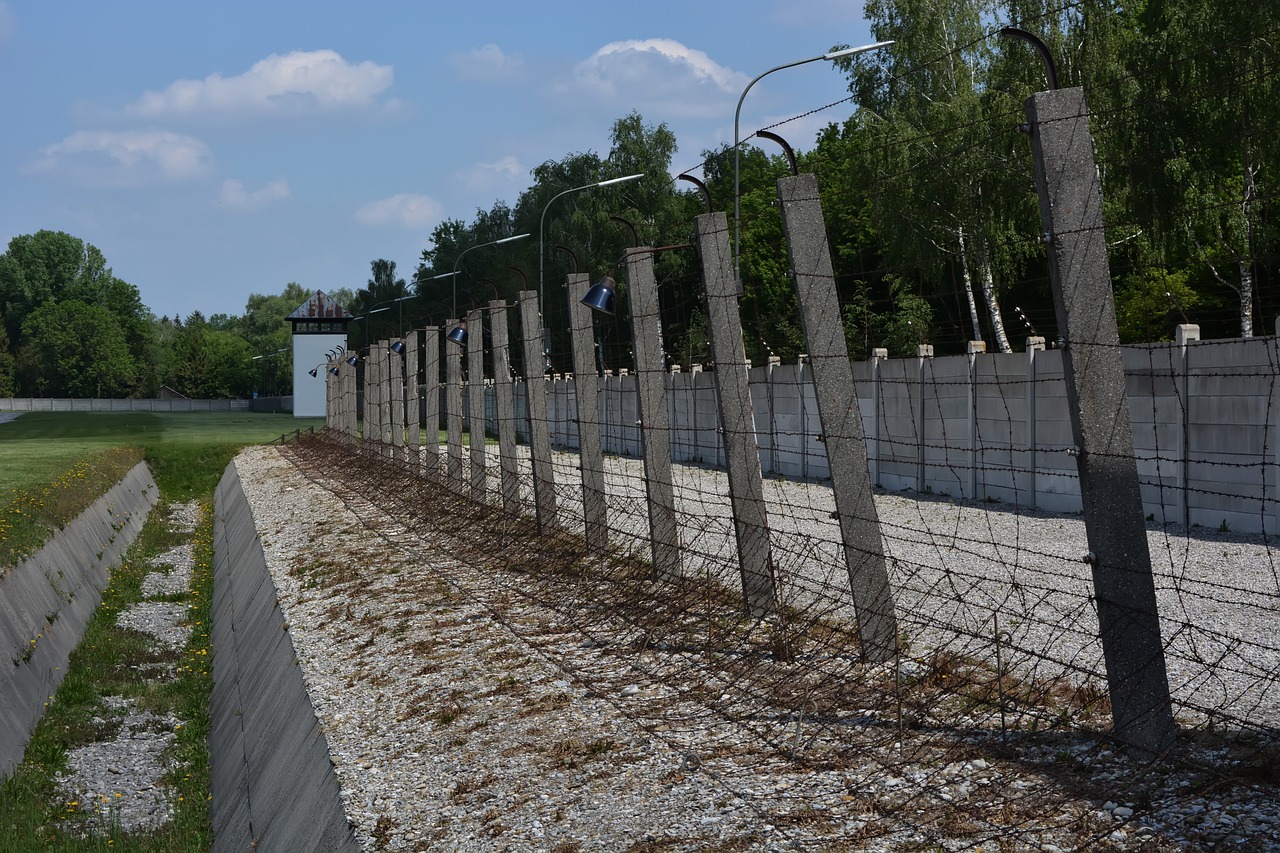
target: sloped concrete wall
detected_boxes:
[0,462,158,780]
[210,462,358,853]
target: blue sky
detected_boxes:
[0,0,877,320]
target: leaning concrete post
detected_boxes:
[623,249,683,580]
[445,320,465,492]
[489,301,521,518]
[776,172,898,663]
[566,273,609,552]
[466,307,488,501]
[390,343,405,462]
[517,291,558,530]
[406,331,421,462]
[694,211,777,615]
[1025,86,1175,754]
[421,327,442,480]
[379,342,393,458]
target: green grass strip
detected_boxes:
[0,498,215,851]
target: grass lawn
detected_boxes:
[0,412,326,498]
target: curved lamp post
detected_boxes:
[733,40,894,283]
[451,233,530,317]
[539,173,644,311]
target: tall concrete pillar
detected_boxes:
[1025,85,1175,754]
[489,301,521,518]
[421,328,442,480]
[623,250,682,580]
[776,172,898,663]
[517,291,558,530]
[566,273,609,552]
[445,321,465,493]
[694,211,777,615]
[406,330,420,462]
[390,343,405,462]
[466,307,488,501]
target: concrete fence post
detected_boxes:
[1025,85,1175,754]
[967,341,986,499]
[1026,336,1045,508]
[695,210,778,615]
[1176,324,1199,529]
[467,307,488,501]
[421,328,442,480]
[518,290,559,531]
[776,172,898,663]
[870,348,887,487]
[623,248,682,580]
[406,330,420,461]
[566,273,609,552]
[445,320,465,493]
[390,344,405,462]
[916,344,934,493]
[489,301,522,519]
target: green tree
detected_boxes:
[0,319,14,396]
[18,300,136,397]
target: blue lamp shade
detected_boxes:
[328,366,340,377]
[390,339,406,355]
[446,322,468,346]
[581,277,617,315]
[308,367,320,378]
[346,354,360,366]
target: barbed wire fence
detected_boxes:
[300,19,1280,851]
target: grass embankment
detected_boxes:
[0,410,323,850]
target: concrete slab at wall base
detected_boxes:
[0,462,159,780]
[210,462,359,853]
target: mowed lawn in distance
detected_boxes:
[0,411,326,498]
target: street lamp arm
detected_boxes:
[538,172,644,312]
[732,40,893,282]
[451,233,530,316]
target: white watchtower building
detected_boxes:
[288,291,353,418]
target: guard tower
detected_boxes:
[288,291,353,417]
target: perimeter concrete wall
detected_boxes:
[210,462,358,853]
[0,398,253,412]
[0,462,158,780]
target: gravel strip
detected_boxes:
[236,444,1280,851]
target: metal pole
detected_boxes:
[451,234,530,317]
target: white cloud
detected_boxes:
[218,178,291,210]
[564,39,748,118]
[458,155,524,193]
[126,49,394,118]
[355,193,443,229]
[451,44,525,82]
[29,130,212,183]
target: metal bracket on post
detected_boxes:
[776,171,899,663]
[1024,83,1175,755]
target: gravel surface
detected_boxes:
[56,500,200,836]
[236,443,1280,851]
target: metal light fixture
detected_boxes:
[328,366,340,376]
[445,320,468,346]
[346,353,360,366]
[308,366,320,378]
[581,277,617,315]
[389,339,406,355]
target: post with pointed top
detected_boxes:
[1021,72,1175,753]
[775,170,898,663]
[567,273,609,552]
[518,291,559,531]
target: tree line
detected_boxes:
[4,2,1275,396]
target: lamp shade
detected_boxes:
[328,366,340,376]
[346,354,360,366]
[445,322,468,346]
[581,277,617,315]
[390,339,406,355]
[308,367,319,378]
